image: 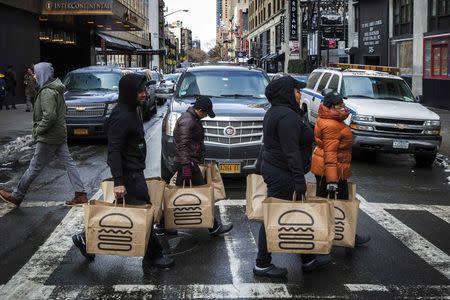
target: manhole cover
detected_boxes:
[159,231,200,255]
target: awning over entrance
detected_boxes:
[269,53,285,61]
[260,53,270,61]
[97,32,133,50]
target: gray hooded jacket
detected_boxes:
[33,62,67,144]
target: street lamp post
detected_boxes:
[164,9,189,18]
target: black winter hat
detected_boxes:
[323,91,343,108]
[194,96,215,118]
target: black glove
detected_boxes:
[294,182,307,200]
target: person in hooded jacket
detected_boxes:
[311,91,370,246]
[253,76,332,279]
[71,73,174,268]
[0,62,88,207]
[170,96,233,237]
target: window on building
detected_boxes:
[263,7,266,21]
[268,3,272,18]
[424,38,450,79]
[429,0,450,31]
[394,0,413,36]
[398,40,413,74]
[278,0,281,12]
[275,24,281,47]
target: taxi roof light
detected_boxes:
[329,63,400,74]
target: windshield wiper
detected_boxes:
[179,94,217,99]
[220,94,264,98]
[378,96,414,102]
[346,95,374,99]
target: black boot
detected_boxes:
[143,253,175,268]
[355,233,371,247]
[253,264,287,278]
[209,219,233,237]
[72,233,95,261]
[302,254,332,272]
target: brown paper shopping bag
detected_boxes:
[306,182,360,248]
[245,174,267,222]
[169,165,207,186]
[163,181,215,229]
[263,196,334,254]
[145,177,166,223]
[206,163,227,201]
[84,200,154,256]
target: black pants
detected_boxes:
[256,161,314,267]
[175,163,220,229]
[0,95,5,109]
[315,175,349,200]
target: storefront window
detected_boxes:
[424,37,450,79]
[398,40,413,74]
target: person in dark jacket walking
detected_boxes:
[5,65,17,109]
[0,62,88,207]
[24,65,37,112]
[253,76,331,279]
[172,96,233,236]
[72,73,174,268]
[0,72,6,110]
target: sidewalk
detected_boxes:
[0,104,33,146]
[0,104,449,157]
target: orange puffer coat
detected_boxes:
[311,104,352,183]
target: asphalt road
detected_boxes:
[0,105,449,299]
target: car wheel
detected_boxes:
[160,156,174,183]
[414,153,436,167]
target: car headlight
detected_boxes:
[424,120,440,127]
[165,112,181,136]
[106,103,117,116]
[351,114,374,122]
[350,123,374,131]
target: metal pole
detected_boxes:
[317,0,321,68]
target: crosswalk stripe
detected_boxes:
[0,207,84,299]
[375,202,450,225]
[344,284,389,292]
[358,195,450,281]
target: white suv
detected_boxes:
[301,64,442,166]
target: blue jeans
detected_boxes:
[12,142,86,200]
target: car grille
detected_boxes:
[372,118,425,135]
[66,104,106,118]
[203,119,263,145]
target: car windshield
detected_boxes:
[63,72,121,91]
[342,76,415,102]
[164,74,180,82]
[177,70,269,99]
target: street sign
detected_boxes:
[280,16,285,43]
[289,0,298,41]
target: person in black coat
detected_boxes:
[72,73,174,268]
[171,96,233,236]
[253,76,331,278]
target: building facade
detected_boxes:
[0,0,151,102]
[349,0,450,109]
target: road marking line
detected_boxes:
[220,205,244,286]
[375,203,450,225]
[358,195,450,281]
[344,284,389,292]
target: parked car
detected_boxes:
[63,66,156,139]
[155,73,181,103]
[63,66,123,139]
[161,65,270,181]
[301,64,442,166]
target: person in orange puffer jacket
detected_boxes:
[311,91,370,246]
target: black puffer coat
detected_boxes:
[262,76,313,192]
[106,73,147,186]
[173,106,205,165]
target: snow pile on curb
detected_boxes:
[0,135,34,164]
[435,154,450,184]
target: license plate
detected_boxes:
[219,163,241,174]
[74,128,89,136]
[393,140,409,149]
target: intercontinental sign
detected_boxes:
[42,0,113,15]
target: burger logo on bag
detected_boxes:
[173,194,203,225]
[334,207,346,241]
[277,210,315,250]
[97,213,134,251]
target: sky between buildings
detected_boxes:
[163,0,217,51]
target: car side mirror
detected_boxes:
[146,80,156,86]
[415,95,423,103]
